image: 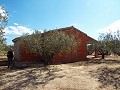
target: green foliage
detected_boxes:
[0,6,8,54]
[98,30,120,55]
[20,30,78,65]
[0,44,10,55]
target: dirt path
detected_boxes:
[44,63,120,90]
[1,64,101,90]
[44,64,100,90]
[0,56,120,90]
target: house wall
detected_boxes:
[51,28,88,63]
[19,46,42,62]
[13,27,97,64]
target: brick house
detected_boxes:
[13,26,98,64]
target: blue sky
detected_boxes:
[0,0,120,45]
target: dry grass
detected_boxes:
[0,55,120,90]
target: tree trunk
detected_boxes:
[43,53,54,66]
[101,53,105,59]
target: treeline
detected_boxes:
[0,6,10,55]
[98,30,120,56]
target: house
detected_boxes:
[12,26,98,64]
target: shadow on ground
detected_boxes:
[88,59,120,64]
[0,55,120,89]
[67,58,120,67]
[0,61,8,66]
[0,65,65,89]
[97,67,120,89]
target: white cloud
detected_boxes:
[97,19,120,33]
[37,30,44,33]
[4,25,33,35]
[4,24,43,36]
[14,23,19,26]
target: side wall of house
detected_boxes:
[14,27,96,63]
[51,28,88,63]
[19,46,42,62]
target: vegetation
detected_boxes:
[98,30,120,58]
[20,30,78,65]
[0,6,8,54]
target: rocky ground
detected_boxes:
[0,55,120,90]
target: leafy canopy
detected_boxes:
[98,30,120,55]
[0,6,8,53]
[20,30,78,64]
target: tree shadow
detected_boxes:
[88,58,120,65]
[97,67,120,89]
[67,58,120,67]
[0,61,7,66]
[0,65,65,89]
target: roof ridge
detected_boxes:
[53,26,74,30]
[13,26,97,42]
[55,26,87,35]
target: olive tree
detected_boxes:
[98,30,120,58]
[20,30,78,65]
[111,30,120,55]
[0,6,8,54]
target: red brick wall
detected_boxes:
[51,28,88,63]
[18,27,95,63]
[20,47,42,62]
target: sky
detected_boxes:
[0,0,120,45]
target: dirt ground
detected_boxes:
[0,55,7,61]
[0,55,120,90]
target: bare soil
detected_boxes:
[0,55,7,61]
[0,55,120,90]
